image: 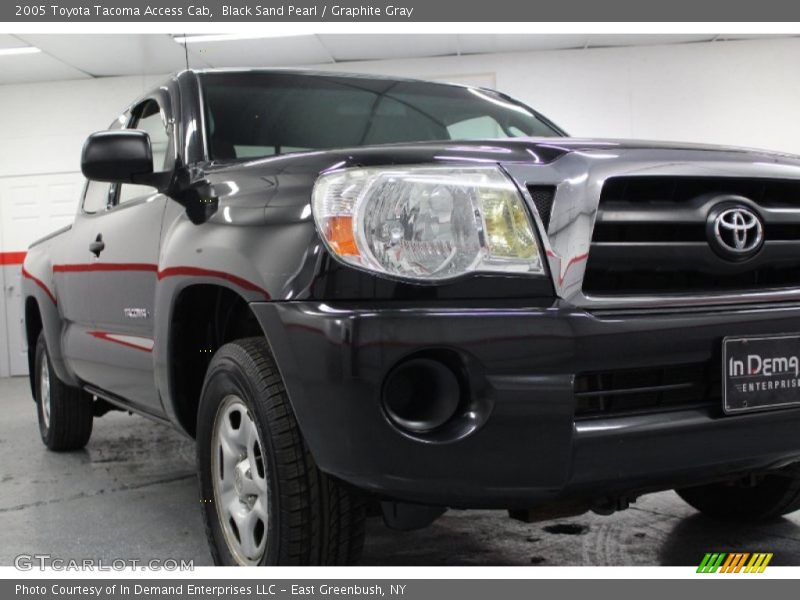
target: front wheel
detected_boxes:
[196,337,366,565]
[676,467,800,521]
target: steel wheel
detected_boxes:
[40,353,51,430]
[210,395,270,565]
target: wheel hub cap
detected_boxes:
[210,395,269,565]
[233,460,254,503]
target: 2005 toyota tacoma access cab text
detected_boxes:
[21,69,800,565]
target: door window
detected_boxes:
[81,114,125,214]
[82,181,114,214]
[117,99,172,205]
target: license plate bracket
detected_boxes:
[723,334,800,414]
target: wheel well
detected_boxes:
[24,297,42,397]
[169,285,263,437]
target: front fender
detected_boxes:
[153,200,319,430]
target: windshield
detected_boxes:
[200,72,563,161]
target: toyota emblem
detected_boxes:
[708,204,764,260]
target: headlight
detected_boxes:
[312,165,543,282]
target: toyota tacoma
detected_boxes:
[22,69,800,565]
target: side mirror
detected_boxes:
[81,130,153,184]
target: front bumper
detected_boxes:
[252,299,800,508]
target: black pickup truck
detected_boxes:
[22,68,800,566]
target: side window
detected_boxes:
[117,99,171,205]
[82,180,113,214]
[81,114,126,214]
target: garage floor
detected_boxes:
[2,376,800,567]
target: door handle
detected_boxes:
[89,234,105,257]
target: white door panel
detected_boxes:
[0,172,84,376]
[0,173,83,248]
[2,265,23,377]
[0,207,8,377]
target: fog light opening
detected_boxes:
[383,358,462,434]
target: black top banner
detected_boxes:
[5,0,800,21]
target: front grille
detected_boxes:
[574,362,720,418]
[583,176,800,296]
[526,185,557,229]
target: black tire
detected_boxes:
[197,337,366,566]
[676,468,800,521]
[34,331,93,451]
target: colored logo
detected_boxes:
[697,552,773,573]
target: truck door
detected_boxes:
[78,95,173,416]
[56,113,125,384]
